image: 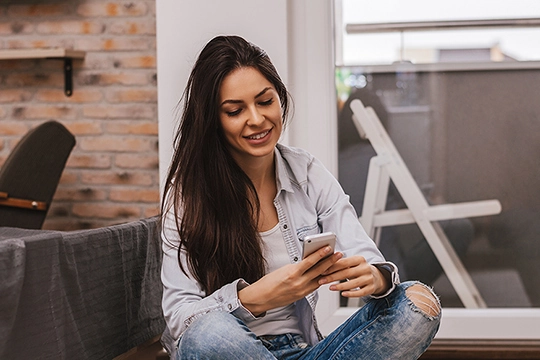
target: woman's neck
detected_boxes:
[254,165,278,231]
[236,153,276,191]
[236,152,279,232]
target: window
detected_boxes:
[331,0,540,339]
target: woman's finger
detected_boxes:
[340,287,373,298]
[299,245,341,273]
[304,252,343,280]
[323,256,367,274]
[330,274,372,290]
[319,256,369,284]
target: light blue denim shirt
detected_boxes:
[161,143,399,347]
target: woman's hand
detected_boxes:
[318,256,389,298]
[238,246,343,316]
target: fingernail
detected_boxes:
[319,278,327,285]
[324,246,331,253]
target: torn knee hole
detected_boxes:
[406,284,441,317]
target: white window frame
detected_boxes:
[316,288,540,339]
[329,0,540,340]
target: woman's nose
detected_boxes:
[246,106,264,126]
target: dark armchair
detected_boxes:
[0,120,75,229]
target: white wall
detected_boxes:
[156,0,337,191]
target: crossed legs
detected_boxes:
[175,281,440,360]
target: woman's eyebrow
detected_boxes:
[220,87,273,106]
[254,87,272,98]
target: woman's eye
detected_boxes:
[226,109,242,117]
[260,98,274,106]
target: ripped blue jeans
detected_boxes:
[176,281,441,360]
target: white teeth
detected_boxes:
[247,130,269,140]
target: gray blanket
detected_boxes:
[0,217,165,359]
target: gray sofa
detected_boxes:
[0,217,166,360]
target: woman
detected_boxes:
[161,35,440,359]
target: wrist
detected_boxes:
[372,265,391,296]
[238,287,267,317]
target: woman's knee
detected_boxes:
[177,311,260,358]
[184,310,238,334]
[405,282,441,318]
[396,282,441,355]
[178,312,238,350]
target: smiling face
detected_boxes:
[219,67,283,169]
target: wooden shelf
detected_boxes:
[0,48,86,97]
[0,48,85,60]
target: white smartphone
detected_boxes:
[302,232,336,259]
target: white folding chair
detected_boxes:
[350,99,502,308]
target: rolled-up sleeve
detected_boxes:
[370,262,400,298]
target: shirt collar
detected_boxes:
[274,144,295,194]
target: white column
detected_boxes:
[286,0,338,176]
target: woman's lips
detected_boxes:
[244,129,271,142]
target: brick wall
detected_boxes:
[0,1,160,230]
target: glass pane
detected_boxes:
[336,64,540,308]
[341,0,540,66]
[343,28,540,65]
[342,0,540,24]
[338,0,540,310]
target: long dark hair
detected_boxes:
[161,35,290,294]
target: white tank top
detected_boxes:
[247,223,303,336]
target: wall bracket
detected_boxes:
[0,48,86,97]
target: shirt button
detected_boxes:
[283,224,288,229]
[293,256,298,262]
